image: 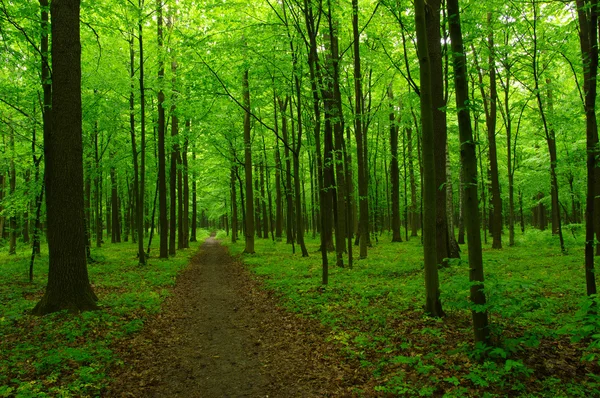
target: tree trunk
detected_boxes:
[157,0,168,258]
[408,125,418,237]
[353,0,369,259]
[426,0,451,264]
[576,0,599,294]
[243,70,255,254]
[33,0,97,315]
[473,18,502,249]
[448,0,490,343]
[183,134,190,248]
[416,0,444,317]
[231,166,238,243]
[9,131,16,255]
[389,86,402,242]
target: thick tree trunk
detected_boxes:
[426,0,451,264]
[416,0,444,317]
[33,0,97,315]
[448,0,489,343]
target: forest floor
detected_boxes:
[105,236,369,397]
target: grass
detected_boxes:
[0,229,210,398]
[222,227,600,397]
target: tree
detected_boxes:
[32,0,98,315]
[576,0,599,296]
[415,0,444,317]
[243,69,255,254]
[447,0,489,343]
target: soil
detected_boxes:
[105,236,369,397]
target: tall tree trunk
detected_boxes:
[576,0,599,295]
[326,7,348,266]
[280,98,294,246]
[426,0,452,264]
[183,134,190,248]
[9,131,16,255]
[110,167,120,243]
[191,146,198,242]
[416,0,444,317]
[33,0,97,314]
[169,57,179,255]
[389,86,402,242]
[352,0,369,259]
[157,0,168,258]
[138,0,146,247]
[408,125,418,237]
[274,97,283,239]
[243,70,255,254]
[474,17,502,249]
[448,0,490,343]
[129,33,145,264]
[231,166,238,243]
[531,1,565,251]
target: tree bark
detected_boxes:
[157,0,168,258]
[576,0,599,295]
[448,0,490,343]
[33,0,97,315]
[416,0,444,317]
[243,70,255,254]
[389,86,402,242]
[352,0,369,259]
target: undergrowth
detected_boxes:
[0,229,209,397]
[223,229,600,397]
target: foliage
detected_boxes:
[0,230,210,397]
[223,230,600,396]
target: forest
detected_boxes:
[1,0,600,396]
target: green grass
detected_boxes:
[222,228,600,397]
[0,229,210,398]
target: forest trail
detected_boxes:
[106,236,367,397]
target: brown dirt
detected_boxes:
[105,237,369,397]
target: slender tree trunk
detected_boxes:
[448,0,489,343]
[129,34,145,264]
[274,97,283,239]
[473,18,502,249]
[157,0,168,258]
[231,166,238,243]
[191,146,198,242]
[9,132,16,255]
[352,0,369,259]
[389,86,402,242]
[243,70,255,254]
[183,134,190,248]
[408,125,418,237]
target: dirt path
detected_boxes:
[106,237,368,397]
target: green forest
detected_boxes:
[1,0,600,396]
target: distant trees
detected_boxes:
[0,0,596,324]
